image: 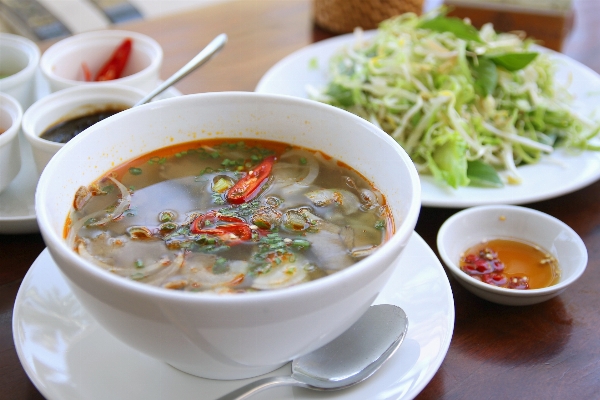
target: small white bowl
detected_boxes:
[36,92,421,379]
[437,205,587,306]
[0,93,23,194]
[0,33,41,109]
[22,84,146,174]
[40,30,162,93]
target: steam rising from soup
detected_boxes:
[66,139,392,293]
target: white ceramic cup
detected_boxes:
[40,30,163,93]
[0,93,24,194]
[22,84,146,175]
[0,33,41,109]
[35,92,421,380]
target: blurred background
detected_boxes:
[0,0,597,73]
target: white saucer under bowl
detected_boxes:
[13,232,453,400]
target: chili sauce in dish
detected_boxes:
[66,139,393,294]
[460,238,560,290]
[41,104,128,144]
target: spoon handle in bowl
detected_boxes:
[214,376,309,400]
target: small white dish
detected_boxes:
[22,84,146,174]
[40,30,163,93]
[255,31,600,208]
[13,233,455,400]
[0,33,41,109]
[0,93,23,194]
[437,205,588,306]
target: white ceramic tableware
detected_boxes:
[437,205,588,306]
[22,84,146,174]
[255,32,600,208]
[40,30,163,93]
[35,92,421,380]
[0,33,41,109]
[0,93,23,193]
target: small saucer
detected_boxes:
[13,233,454,400]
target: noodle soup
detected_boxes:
[67,138,392,293]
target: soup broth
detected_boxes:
[67,139,392,293]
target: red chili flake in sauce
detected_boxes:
[460,246,530,289]
[459,239,560,290]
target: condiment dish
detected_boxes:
[22,84,146,174]
[437,205,587,306]
[40,30,162,93]
[35,92,421,380]
[0,93,23,194]
[0,33,41,109]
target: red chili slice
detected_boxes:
[226,156,275,204]
[190,212,245,233]
[95,38,132,81]
[190,212,252,243]
[81,62,92,82]
[199,223,253,241]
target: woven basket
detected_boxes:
[314,0,423,33]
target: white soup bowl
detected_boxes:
[35,92,421,379]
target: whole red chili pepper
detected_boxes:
[95,38,132,81]
[226,156,275,204]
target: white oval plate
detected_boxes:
[255,32,600,208]
[13,232,454,400]
[0,75,182,234]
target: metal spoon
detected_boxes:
[134,33,228,107]
[215,304,408,400]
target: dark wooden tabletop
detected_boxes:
[2,0,599,398]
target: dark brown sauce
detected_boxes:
[41,105,128,144]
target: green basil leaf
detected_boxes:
[326,83,355,107]
[467,160,504,188]
[472,57,498,96]
[489,52,538,71]
[418,16,482,43]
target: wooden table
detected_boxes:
[2,0,599,398]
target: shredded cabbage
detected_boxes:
[309,10,600,188]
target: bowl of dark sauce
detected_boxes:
[22,84,145,174]
[40,104,128,144]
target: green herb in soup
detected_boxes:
[66,139,393,293]
[41,104,128,144]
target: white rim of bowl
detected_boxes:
[437,204,588,296]
[40,30,163,86]
[0,33,41,88]
[36,91,422,304]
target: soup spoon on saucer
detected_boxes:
[215,304,408,400]
[135,33,228,107]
